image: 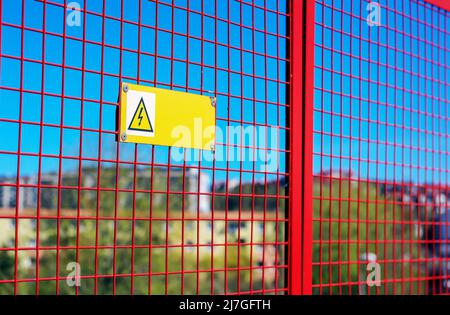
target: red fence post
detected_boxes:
[289,0,315,295]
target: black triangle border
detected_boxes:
[128,97,154,133]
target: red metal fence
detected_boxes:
[311,0,450,295]
[0,0,449,296]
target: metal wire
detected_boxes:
[312,0,450,295]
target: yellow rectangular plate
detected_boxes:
[119,82,216,150]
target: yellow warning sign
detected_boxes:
[119,82,216,150]
[128,98,154,133]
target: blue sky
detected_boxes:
[314,0,449,184]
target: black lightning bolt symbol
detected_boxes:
[137,107,143,126]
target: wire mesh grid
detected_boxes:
[312,0,450,295]
[0,0,289,295]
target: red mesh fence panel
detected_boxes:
[0,0,289,295]
[312,0,450,295]
[3,0,448,297]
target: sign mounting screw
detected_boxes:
[123,84,129,93]
[121,133,127,141]
[210,96,216,107]
[210,144,215,151]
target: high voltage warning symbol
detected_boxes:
[128,98,153,133]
